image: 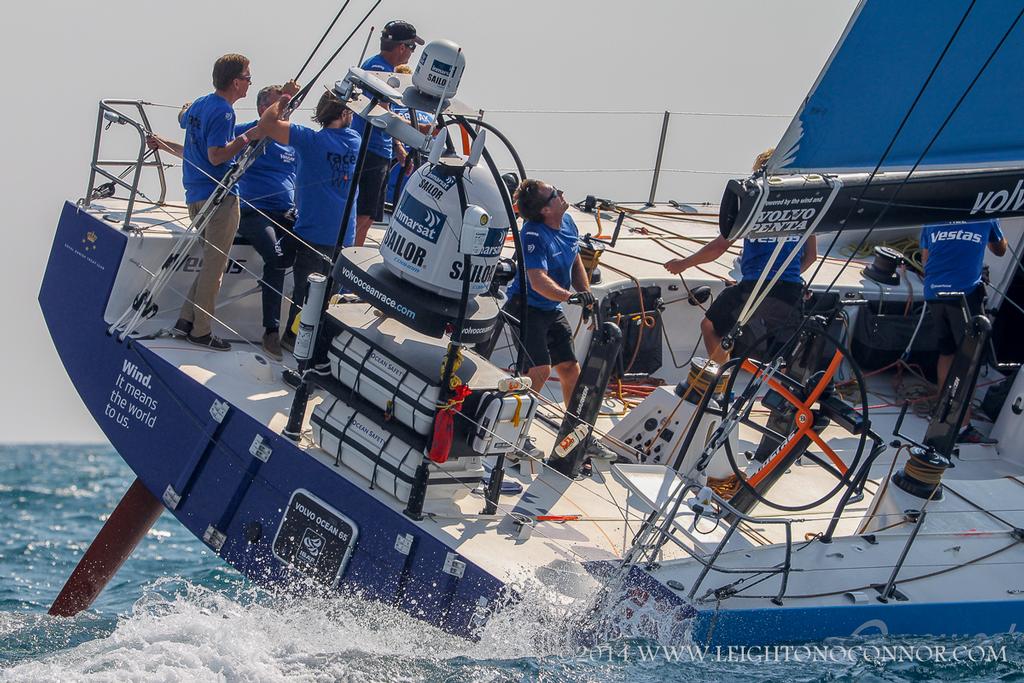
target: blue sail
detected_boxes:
[720,0,1024,239]
[770,0,1024,175]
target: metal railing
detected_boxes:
[624,476,796,605]
[621,419,886,605]
[84,99,168,230]
[478,107,788,203]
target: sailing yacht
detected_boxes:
[38,0,1024,644]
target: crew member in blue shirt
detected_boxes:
[235,84,297,360]
[352,20,424,247]
[156,54,262,351]
[257,90,361,352]
[665,149,818,358]
[148,77,300,357]
[504,179,619,462]
[505,179,596,405]
[921,218,1007,443]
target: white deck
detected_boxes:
[91,197,1024,607]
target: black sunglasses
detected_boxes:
[404,41,417,51]
[546,187,562,204]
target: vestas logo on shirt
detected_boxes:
[970,179,1024,216]
[930,228,984,244]
[393,193,445,243]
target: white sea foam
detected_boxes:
[0,575,618,682]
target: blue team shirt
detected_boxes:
[507,214,581,311]
[288,124,362,247]
[351,54,394,159]
[179,93,237,204]
[740,236,806,283]
[234,121,296,211]
[920,219,1003,300]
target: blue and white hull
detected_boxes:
[40,198,1024,645]
[40,202,506,638]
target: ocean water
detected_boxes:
[1,444,1021,682]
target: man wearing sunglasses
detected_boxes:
[352,20,425,247]
[162,53,263,351]
[505,180,614,462]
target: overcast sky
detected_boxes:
[0,0,856,442]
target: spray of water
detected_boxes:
[0,561,706,681]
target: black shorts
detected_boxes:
[356,152,390,221]
[504,296,577,368]
[705,280,803,346]
[930,284,985,355]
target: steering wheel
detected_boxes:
[711,326,871,512]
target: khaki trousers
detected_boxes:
[178,194,240,337]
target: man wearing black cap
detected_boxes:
[352,20,425,247]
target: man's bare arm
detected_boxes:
[257,97,292,146]
[208,129,262,166]
[526,268,573,303]
[147,134,183,158]
[665,235,733,274]
[801,235,818,272]
[570,254,590,293]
